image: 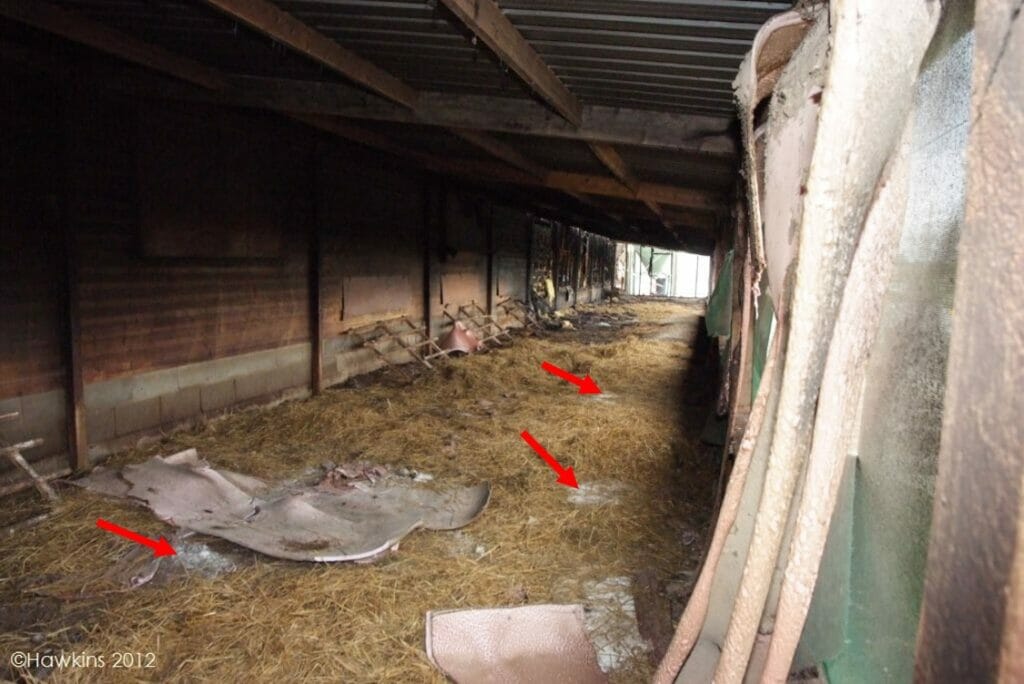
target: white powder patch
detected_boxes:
[581,576,651,673]
[173,538,242,578]
[568,481,630,506]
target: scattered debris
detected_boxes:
[426,604,607,683]
[74,449,490,562]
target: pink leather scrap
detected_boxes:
[438,321,485,354]
[426,604,607,683]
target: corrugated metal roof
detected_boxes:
[279,0,534,97]
[499,0,791,115]
[45,0,777,117]
[7,0,781,247]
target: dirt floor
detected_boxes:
[0,298,719,683]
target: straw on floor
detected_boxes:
[0,299,716,684]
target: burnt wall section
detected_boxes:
[0,69,617,475]
[492,205,531,307]
[527,219,616,311]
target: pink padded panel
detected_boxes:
[426,604,607,683]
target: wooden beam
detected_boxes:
[289,114,722,211]
[290,113,411,158]
[544,171,721,211]
[451,128,548,179]
[438,0,582,126]
[202,0,417,108]
[587,141,674,228]
[588,143,637,193]
[0,9,555,195]
[214,77,737,155]
[0,0,226,90]
[197,2,561,200]
[660,206,721,233]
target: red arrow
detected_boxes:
[540,361,601,394]
[520,430,579,488]
[96,518,176,557]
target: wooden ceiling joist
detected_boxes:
[436,0,685,227]
[0,0,226,90]
[1,0,727,239]
[156,76,738,156]
[587,143,637,193]
[587,142,674,228]
[438,0,583,126]
[451,128,549,179]
[544,172,720,211]
[201,0,418,108]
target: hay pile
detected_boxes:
[0,299,716,683]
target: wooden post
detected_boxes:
[422,178,435,339]
[551,222,561,308]
[62,93,88,473]
[63,213,88,471]
[525,219,534,304]
[486,205,495,316]
[309,152,323,395]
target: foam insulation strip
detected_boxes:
[713,1,941,681]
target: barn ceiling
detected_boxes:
[0,0,793,249]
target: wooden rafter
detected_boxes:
[199,0,603,204]
[2,2,726,222]
[451,128,548,179]
[231,78,737,155]
[86,72,736,155]
[545,172,720,211]
[438,0,583,126]
[587,143,637,193]
[202,0,418,108]
[0,0,226,90]
[435,0,679,227]
[202,0,606,195]
[291,116,723,212]
[586,142,672,227]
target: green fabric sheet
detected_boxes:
[705,250,734,338]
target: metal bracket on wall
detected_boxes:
[352,316,452,373]
[496,298,541,331]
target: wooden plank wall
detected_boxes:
[70,99,313,383]
[0,77,65,400]
[0,65,617,472]
[319,153,424,336]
